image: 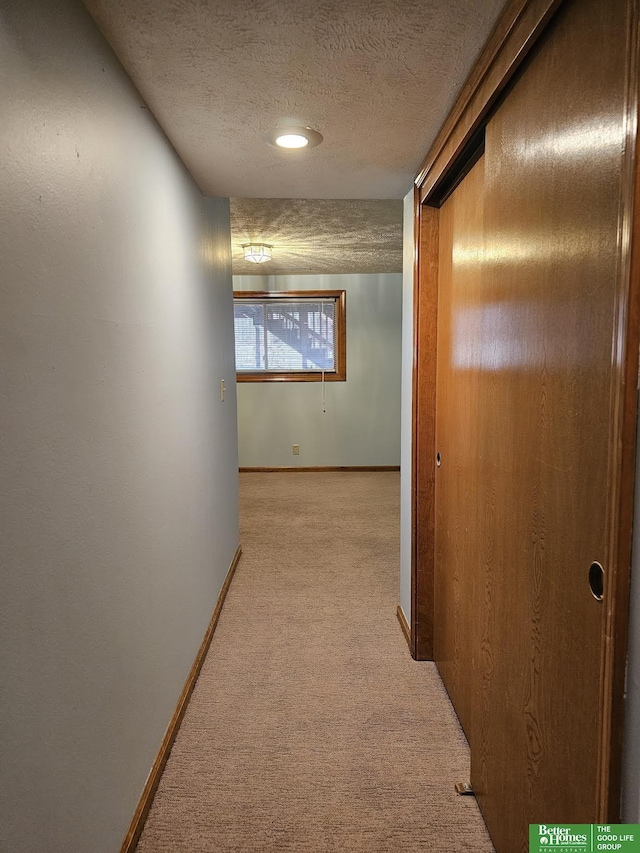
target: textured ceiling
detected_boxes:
[83,0,506,200]
[230,198,403,275]
[83,0,506,274]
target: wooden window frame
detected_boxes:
[233,290,347,383]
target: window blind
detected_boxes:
[234,298,336,372]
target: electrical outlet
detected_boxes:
[292,444,300,455]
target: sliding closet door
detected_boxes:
[471,0,631,848]
[433,156,485,746]
[430,0,634,849]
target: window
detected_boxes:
[233,290,346,382]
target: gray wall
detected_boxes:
[622,409,640,821]
[399,189,414,622]
[234,273,402,467]
[0,3,239,852]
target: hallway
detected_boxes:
[4,1,640,849]
[136,473,494,852]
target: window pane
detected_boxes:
[234,303,265,370]
[265,302,335,371]
[233,292,345,380]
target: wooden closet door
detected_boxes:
[471,0,632,849]
[431,0,634,849]
[434,155,485,746]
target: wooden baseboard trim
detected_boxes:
[239,466,400,472]
[120,544,242,853]
[397,605,411,649]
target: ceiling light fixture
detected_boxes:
[276,133,309,148]
[264,126,323,150]
[243,243,272,264]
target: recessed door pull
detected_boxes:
[436,451,442,467]
[589,561,604,601]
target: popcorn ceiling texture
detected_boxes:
[230,198,403,274]
[83,0,506,199]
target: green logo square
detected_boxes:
[530,824,591,852]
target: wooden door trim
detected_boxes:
[599,0,640,819]
[410,190,438,659]
[416,0,562,205]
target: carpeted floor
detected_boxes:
[136,472,494,852]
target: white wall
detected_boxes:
[622,407,640,821]
[234,273,402,467]
[0,3,239,852]
[399,189,414,622]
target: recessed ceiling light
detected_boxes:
[264,126,323,150]
[276,133,309,149]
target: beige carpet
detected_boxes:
[136,472,494,852]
